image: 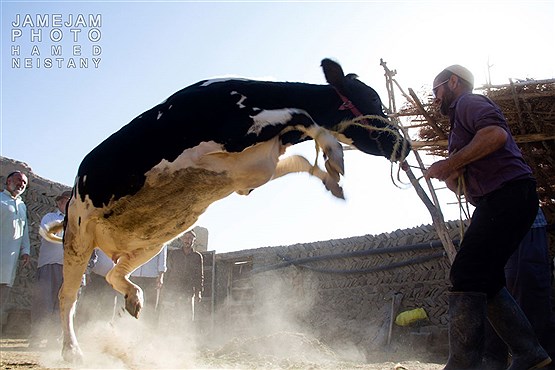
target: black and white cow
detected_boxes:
[42,58,410,362]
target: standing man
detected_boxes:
[164,230,204,325]
[484,207,555,369]
[0,171,31,329]
[30,190,71,348]
[425,65,551,369]
[130,247,167,327]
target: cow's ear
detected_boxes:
[321,58,346,92]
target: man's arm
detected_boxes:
[157,272,164,289]
[194,253,204,300]
[21,211,31,267]
[425,126,507,182]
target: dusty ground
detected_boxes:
[1,334,446,370]
[1,296,447,370]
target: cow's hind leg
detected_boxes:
[59,230,93,363]
[105,246,164,319]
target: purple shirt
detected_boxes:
[448,93,533,205]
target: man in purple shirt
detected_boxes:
[426,65,551,370]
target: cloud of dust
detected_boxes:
[205,269,368,366]
[38,282,203,369]
[40,268,369,369]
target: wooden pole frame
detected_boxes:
[381,60,458,264]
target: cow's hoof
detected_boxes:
[330,183,345,199]
[62,343,83,363]
[323,178,344,199]
[324,142,345,179]
[124,294,142,318]
[324,160,341,183]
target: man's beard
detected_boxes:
[440,89,455,116]
[9,185,25,197]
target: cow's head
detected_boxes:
[321,58,411,162]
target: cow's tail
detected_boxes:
[39,220,64,244]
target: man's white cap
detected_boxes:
[444,65,474,87]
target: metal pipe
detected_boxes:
[278,251,445,275]
[251,239,459,274]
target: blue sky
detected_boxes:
[1,1,554,253]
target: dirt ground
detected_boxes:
[1,281,449,370]
[1,333,446,370]
[1,288,448,370]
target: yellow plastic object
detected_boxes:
[395,307,428,326]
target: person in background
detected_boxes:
[163,230,204,326]
[425,65,551,369]
[483,207,555,369]
[130,247,167,327]
[0,171,31,330]
[29,190,71,348]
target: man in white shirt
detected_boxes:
[29,190,70,348]
[0,171,31,328]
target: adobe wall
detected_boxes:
[213,222,463,354]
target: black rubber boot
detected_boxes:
[487,288,552,370]
[482,355,508,370]
[483,320,509,369]
[443,291,487,370]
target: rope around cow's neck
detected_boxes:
[327,114,472,238]
[334,114,409,163]
[332,114,412,188]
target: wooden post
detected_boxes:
[379,59,458,264]
[387,292,404,346]
[403,165,457,264]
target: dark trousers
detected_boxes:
[450,179,538,296]
[0,284,12,325]
[30,264,63,342]
[485,223,555,361]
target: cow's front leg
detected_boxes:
[309,126,344,182]
[272,155,344,199]
[105,246,164,318]
[106,262,144,318]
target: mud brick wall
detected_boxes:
[214,223,464,352]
